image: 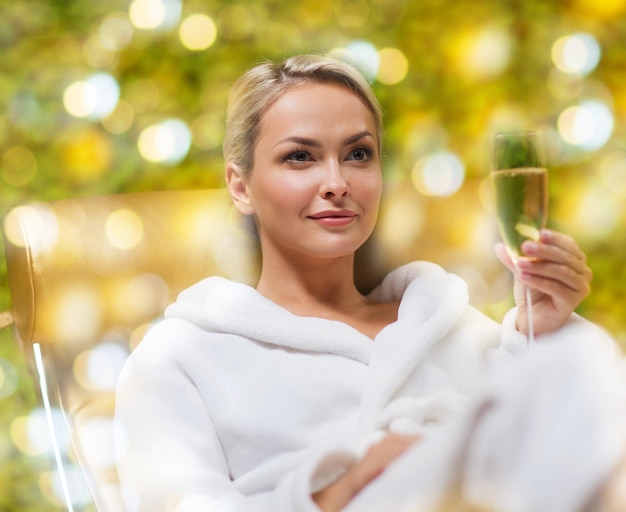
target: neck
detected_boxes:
[256,252,367,316]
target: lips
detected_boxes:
[308,210,357,227]
[308,209,357,219]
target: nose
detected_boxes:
[320,161,350,199]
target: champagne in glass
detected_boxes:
[492,168,548,260]
[491,130,548,343]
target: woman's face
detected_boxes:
[229,82,382,263]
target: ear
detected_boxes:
[226,162,255,215]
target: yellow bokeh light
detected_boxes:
[105,208,144,250]
[180,14,217,51]
[572,0,626,18]
[453,28,511,78]
[62,129,113,182]
[10,416,37,456]
[54,284,103,343]
[377,48,408,85]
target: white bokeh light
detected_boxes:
[329,40,380,82]
[412,151,466,197]
[557,100,613,151]
[138,118,192,164]
[129,0,181,30]
[63,73,120,120]
[552,32,601,76]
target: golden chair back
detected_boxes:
[2,188,258,511]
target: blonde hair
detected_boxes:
[223,54,383,174]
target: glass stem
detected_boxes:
[525,284,534,344]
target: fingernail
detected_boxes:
[540,229,553,240]
[522,241,538,254]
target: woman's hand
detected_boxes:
[495,228,592,336]
[312,433,420,512]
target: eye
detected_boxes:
[347,148,373,161]
[284,150,313,163]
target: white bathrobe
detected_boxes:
[114,261,626,512]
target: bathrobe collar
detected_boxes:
[165,261,468,368]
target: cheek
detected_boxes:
[356,172,383,204]
[253,174,314,214]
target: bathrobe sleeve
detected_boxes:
[114,326,347,512]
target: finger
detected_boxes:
[519,272,587,312]
[494,242,516,273]
[520,239,589,275]
[539,229,586,260]
[517,258,592,293]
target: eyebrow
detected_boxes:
[274,131,375,149]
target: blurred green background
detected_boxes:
[1,0,625,509]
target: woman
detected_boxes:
[115,54,626,511]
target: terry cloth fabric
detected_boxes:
[114,261,626,512]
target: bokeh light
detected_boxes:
[412,151,466,197]
[551,32,601,76]
[99,12,134,50]
[377,48,409,85]
[330,40,380,82]
[137,118,192,164]
[39,464,93,508]
[74,342,128,391]
[124,273,170,318]
[557,100,614,150]
[105,208,144,250]
[129,0,182,31]
[179,14,217,51]
[3,205,60,252]
[54,284,102,343]
[11,407,70,457]
[456,27,512,78]
[63,73,120,120]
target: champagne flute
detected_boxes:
[491,130,548,343]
